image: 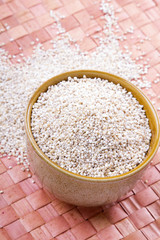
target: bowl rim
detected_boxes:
[25,70,160,182]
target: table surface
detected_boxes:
[0,0,160,239]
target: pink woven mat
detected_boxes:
[0,0,160,239]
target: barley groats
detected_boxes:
[31,76,151,177]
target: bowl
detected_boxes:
[25,70,160,207]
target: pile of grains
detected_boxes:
[31,76,151,177]
[0,1,153,170]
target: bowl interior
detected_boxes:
[25,70,160,181]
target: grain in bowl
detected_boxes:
[31,76,151,178]
[25,70,160,207]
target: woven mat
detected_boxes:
[0,0,160,239]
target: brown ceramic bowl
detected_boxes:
[25,70,160,207]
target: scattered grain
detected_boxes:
[0,0,152,170]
